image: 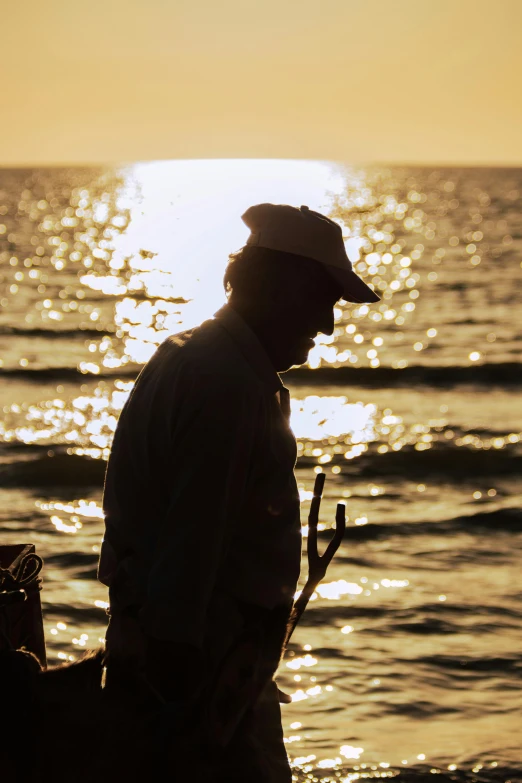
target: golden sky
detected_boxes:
[3,0,522,165]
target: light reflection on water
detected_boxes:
[2,387,519,471]
[2,160,520,375]
[0,159,442,373]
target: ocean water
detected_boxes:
[0,161,521,782]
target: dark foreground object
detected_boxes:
[0,647,196,783]
[0,544,46,666]
[0,648,291,783]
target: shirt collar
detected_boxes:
[213,303,284,394]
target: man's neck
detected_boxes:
[227,300,280,371]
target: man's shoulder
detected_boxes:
[152,317,259,394]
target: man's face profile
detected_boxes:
[268,259,344,372]
[226,248,345,373]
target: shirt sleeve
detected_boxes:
[139,362,263,648]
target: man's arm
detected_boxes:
[139,368,262,697]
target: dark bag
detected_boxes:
[0,544,46,667]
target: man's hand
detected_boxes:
[277,685,292,704]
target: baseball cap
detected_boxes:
[241,203,380,304]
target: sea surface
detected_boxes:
[0,160,521,782]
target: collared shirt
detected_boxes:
[98,304,302,649]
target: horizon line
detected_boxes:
[1,157,521,170]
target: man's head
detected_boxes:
[224,245,343,370]
[223,203,380,372]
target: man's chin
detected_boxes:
[279,349,310,372]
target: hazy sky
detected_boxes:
[3,0,522,165]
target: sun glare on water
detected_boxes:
[108,158,348,330]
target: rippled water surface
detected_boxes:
[0,161,521,781]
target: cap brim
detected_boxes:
[326,266,381,304]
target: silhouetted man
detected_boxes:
[98,203,380,781]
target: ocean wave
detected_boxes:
[297,597,522,630]
[41,602,107,624]
[1,443,521,488]
[312,508,522,547]
[285,363,522,387]
[410,653,522,677]
[332,508,522,540]
[299,443,522,478]
[379,701,462,719]
[0,452,106,487]
[2,361,522,386]
[0,326,115,339]
[302,767,522,783]
[2,458,520,540]
[43,551,99,580]
[0,365,141,382]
